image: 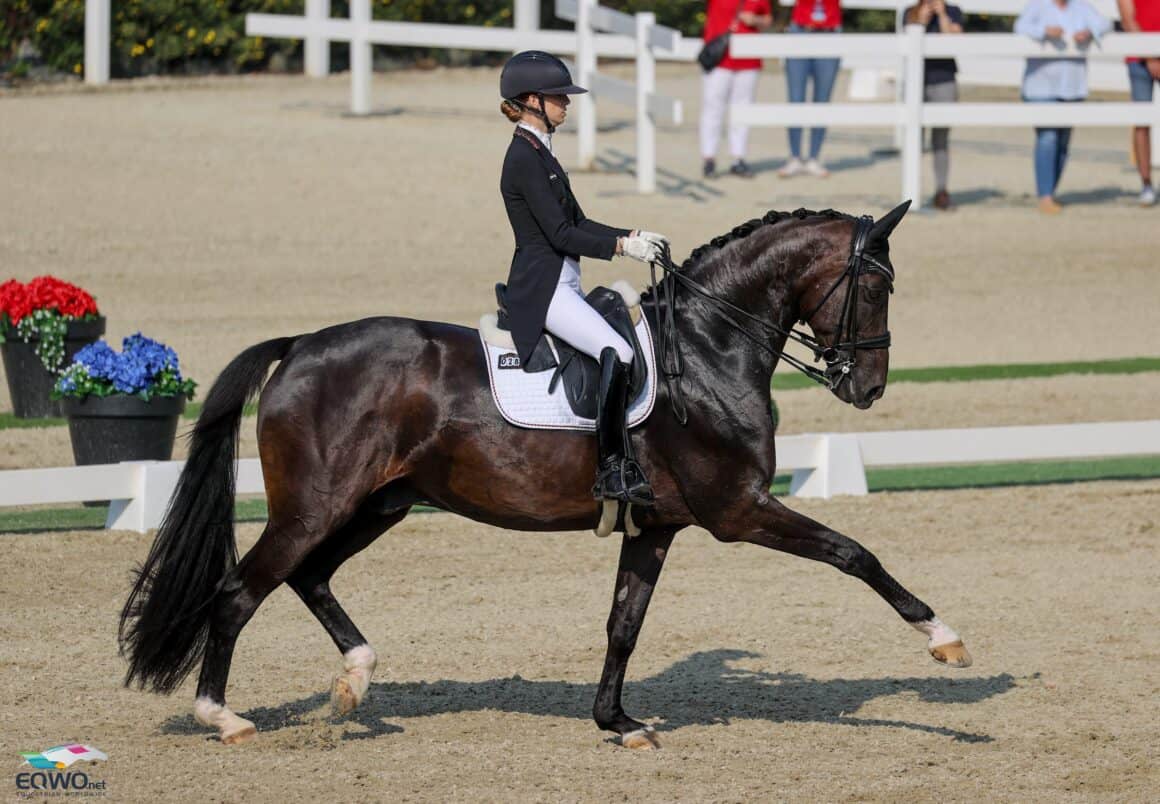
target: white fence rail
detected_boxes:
[555,0,683,190]
[3,420,1156,532]
[732,27,1160,209]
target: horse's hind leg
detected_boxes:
[711,496,972,668]
[193,519,314,744]
[286,505,411,716]
[193,499,367,743]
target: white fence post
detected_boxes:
[1153,93,1160,168]
[304,0,331,77]
[83,0,110,85]
[575,0,597,170]
[350,0,372,115]
[789,434,869,499]
[901,24,925,209]
[514,0,540,33]
[635,12,656,194]
[104,461,184,533]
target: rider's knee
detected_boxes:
[613,338,634,365]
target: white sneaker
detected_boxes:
[1140,184,1156,206]
[804,159,830,178]
[778,157,805,178]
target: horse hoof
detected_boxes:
[221,722,258,745]
[331,675,360,716]
[930,640,973,668]
[621,727,661,750]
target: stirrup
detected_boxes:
[592,459,655,507]
[621,459,655,507]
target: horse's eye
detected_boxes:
[861,286,887,304]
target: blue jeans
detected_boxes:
[1025,96,1078,198]
[1128,60,1158,102]
[785,24,841,160]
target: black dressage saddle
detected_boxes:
[494,283,648,420]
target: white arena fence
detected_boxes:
[2,420,1157,532]
[243,0,682,194]
[731,27,1160,208]
[81,1,1160,195]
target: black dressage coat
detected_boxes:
[500,126,631,364]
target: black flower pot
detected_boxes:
[1,316,106,418]
[62,394,186,466]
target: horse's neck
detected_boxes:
[679,229,811,384]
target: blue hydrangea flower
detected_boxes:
[58,333,193,398]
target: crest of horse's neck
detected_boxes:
[682,226,817,378]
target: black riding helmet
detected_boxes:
[500,51,587,133]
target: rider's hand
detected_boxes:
[1073,28,1092,45]
[619,234,664,264]
[1044,25,1064,39]
[637,230,670,251]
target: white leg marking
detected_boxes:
[595,500,617,537]
[621,725,660,750]
[194,697,257,743]
[340,644,377,704]
[912,616,961,649]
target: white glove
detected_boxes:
[620,234,664,264]
[637,230,670,250]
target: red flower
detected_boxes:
[0,276,98,326]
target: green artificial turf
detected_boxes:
[3,357,1156,429]
[770,355,1160,391]
[4,457,1156,535]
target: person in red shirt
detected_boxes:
[778,0,843,178]
[700,0,774,178]
[1118,0,1160,205]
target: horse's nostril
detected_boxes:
[866,385,885,401]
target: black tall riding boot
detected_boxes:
[593,347,655,507]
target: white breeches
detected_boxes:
[700,67,760,159]
[544,259,634,364]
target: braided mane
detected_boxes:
[680,207,852,272]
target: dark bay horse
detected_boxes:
[119,203,972,749]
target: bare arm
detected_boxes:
[1117,0,1140,32]
[934,1,964,33]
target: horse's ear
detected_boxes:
[870,200,911,242]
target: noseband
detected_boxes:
[795,214,895,389]
[647,215,894,425]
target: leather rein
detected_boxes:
[645,215,895,425]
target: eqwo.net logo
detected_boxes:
[15,744,108,796]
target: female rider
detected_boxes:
[498,51,668,507]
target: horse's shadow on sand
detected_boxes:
[162,650,1015,744]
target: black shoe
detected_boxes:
[730,159,754,178]
[592,348,655,507]
[703,158,716,179]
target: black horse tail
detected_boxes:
[118,336,298,694]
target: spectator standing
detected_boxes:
[700,0,775,178]
[1015,0,1112,214]
[1117,0,1160,205]
[778,0,843,178]
[905,0,964,210]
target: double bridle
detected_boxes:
[646,215,895,425]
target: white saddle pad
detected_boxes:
[479,315,657,431]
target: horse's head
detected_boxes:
[795,201,909,410]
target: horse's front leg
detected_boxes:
[711,492,972,668]
[593,526,679,750]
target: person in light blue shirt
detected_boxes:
[1015,0,1112,212]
